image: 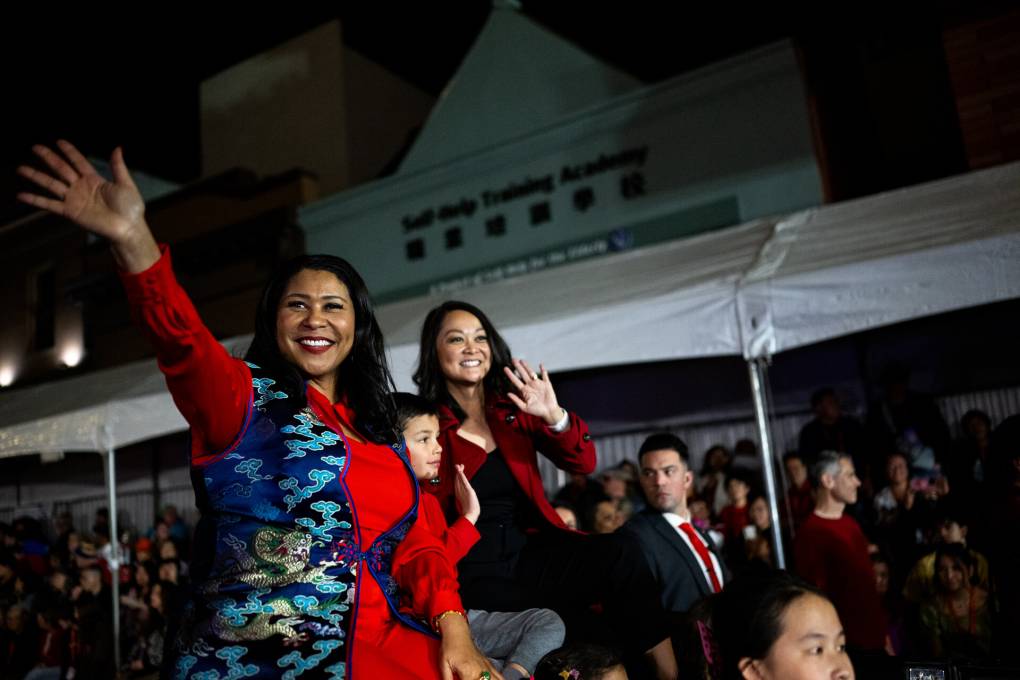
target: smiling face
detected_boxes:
[402,414,443,481]
[741,594,854,680]
[275,268,356,399]
[436,310,491,388]
[886,454,909,486]
[936,555,969,594]
[749,497,770,530]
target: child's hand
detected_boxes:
[454,464,481,525]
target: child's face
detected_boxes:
[939,521,967,545]
[403,414,443,481]
[873,561,890,595]
[749,497,770,529]
[727,478,749,503]
[690,500,710,521]
[754,594,854,680]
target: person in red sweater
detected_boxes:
[794,451,889,654]
[719,472,752,549]
[394,393,565,680]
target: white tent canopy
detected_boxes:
[381,160,1020,390]
[739,160,1020,358]
[0,336,251,460]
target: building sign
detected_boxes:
[301,43,823,302]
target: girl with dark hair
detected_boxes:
[712,570,854,680]
[414,302,676,679]
[18,142,496,679]
[918,543,992,659]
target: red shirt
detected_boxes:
[120,247,463,677]
[427,398,596,534]
[794,512,887,651]
[787,480,814,529]
[419,493,480,568]
[719,504,749,545]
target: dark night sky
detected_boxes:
[0,4,814,216]
[0,3,1002,222]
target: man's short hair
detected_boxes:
[809,450,847,490]
[638,433,689,466]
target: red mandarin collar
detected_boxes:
[306,386,359,436]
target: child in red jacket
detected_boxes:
[396,393,565,680]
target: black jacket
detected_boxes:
[620,508,728,613]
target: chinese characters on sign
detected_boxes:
[400,145,649,261]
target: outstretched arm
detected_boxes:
[18,141,247,454]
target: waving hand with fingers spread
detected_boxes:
[503,358,566,427]
[17,141,160,272]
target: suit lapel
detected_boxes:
[649,513,712,596]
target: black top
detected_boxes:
[460,448,531,564]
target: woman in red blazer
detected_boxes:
[414,301,677,680]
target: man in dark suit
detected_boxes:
[620,433,727,613]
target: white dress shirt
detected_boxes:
[662,511,725,591]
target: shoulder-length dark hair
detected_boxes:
[244,254,396,443]
[933,543,979,591]
[412,301,512,421]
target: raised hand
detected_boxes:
[503,358,564,426]
[453,464,480,525]
[17,140,160,272]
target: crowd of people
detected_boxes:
[0,505,191,678]
[2,140,1018,679]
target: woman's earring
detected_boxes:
[429,477,441,486]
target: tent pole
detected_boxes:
[747,358,786,569]
[104,444,122,672]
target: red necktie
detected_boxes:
[679,522,722,593]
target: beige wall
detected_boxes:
[201,19,434,196]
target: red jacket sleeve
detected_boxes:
[418,493,480,566]
[521,410,597,475]
[119,246,251,459]
[444,516,481,565]
[391,500,465,620]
